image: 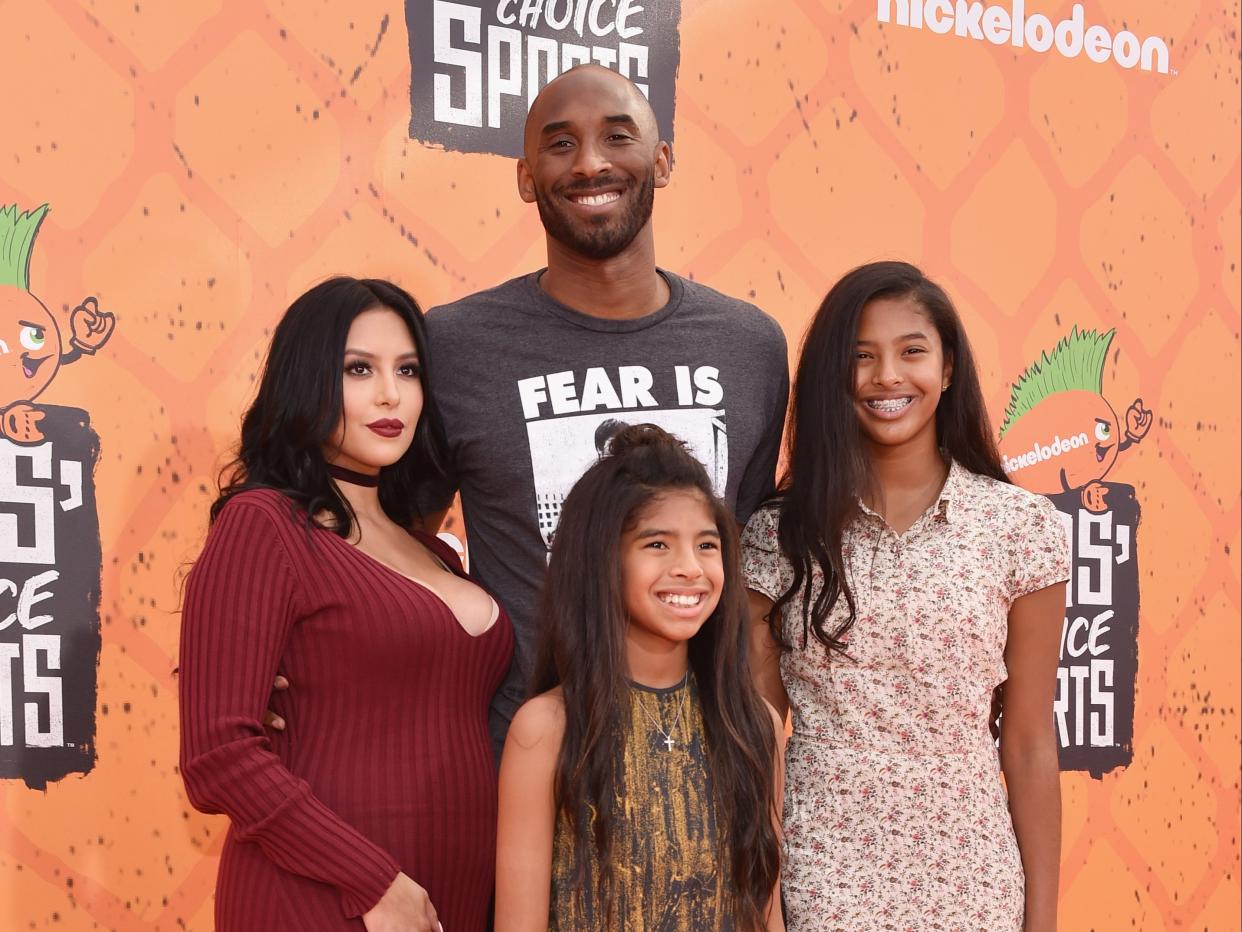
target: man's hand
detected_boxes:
[264,675,289,731]
[989,685,1004,741]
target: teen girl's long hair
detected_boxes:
[210,276,445,534]
[531,424,780,929]
[773,260,1007,653]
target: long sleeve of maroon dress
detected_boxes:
[179,489,513,930]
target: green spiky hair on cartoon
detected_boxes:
[0,203,49,291]
[999,326,1115,437]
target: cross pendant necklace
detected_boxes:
[636,671,689,752]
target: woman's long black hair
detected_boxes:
[773,260,1007,653]
[532,424,780,929]
[210,276,444,533]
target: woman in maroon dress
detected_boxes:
[179,278,512,931]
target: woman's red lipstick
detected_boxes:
[366,418,404,438]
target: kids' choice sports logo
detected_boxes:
[877,1,1172,74]
[0,203,112,789]
[1000,326,1150,777]
[406,0,682,157]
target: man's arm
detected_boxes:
[734,323,789,523]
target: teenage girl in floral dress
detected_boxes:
[743,261,1069,931]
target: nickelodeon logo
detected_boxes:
[877,1,1171,74]
[1002,431,1091,476]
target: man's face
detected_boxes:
[518,69,670,260]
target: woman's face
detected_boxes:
[325,306,423,475]
[852,295,952,454]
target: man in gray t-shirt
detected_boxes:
[418,66,789,754]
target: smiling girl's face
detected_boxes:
[620,489,724,654]
[324,306,423,476]
[852,295,953,456]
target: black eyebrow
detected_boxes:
[18,320,44,329]
[855,331,930,343]
[603,114,639,127]
[343,349,420,360]
[540,120,572,136]
[633,528,721,539]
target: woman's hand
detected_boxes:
[362,873,439,932]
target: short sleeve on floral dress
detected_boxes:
[741,462,1070,932]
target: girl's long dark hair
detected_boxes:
[774,260,1007,653]
[210,276,444,533]
[532,424,780,929]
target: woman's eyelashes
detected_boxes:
[856,345,929,360]
[343,359,420,378]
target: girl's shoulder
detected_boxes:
[953,468,1064,541]
[740,501,782,549]
[507,688,567,753]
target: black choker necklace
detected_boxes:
[327,464,380,488]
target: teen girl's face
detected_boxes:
[620,490,724,650]
[853,295,952,454]
[325,307,423,475]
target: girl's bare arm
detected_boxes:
[1000,582,1066,932]
[748,590,789,720]
[495,692,564,932]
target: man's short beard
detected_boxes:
[535,171,656,260]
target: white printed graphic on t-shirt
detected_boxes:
[516,365,728,550]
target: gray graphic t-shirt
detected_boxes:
[419,271,789,752]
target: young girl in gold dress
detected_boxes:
[496,424,785,931]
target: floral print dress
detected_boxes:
[741,462,1070,931]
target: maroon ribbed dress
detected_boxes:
[179,488,512,930]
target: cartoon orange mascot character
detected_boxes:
[0,203,115,444]
[999,326,1152,513]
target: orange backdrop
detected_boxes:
[1,0,1238,928]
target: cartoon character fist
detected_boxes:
[1125,398,1152,444]
[1,401,46,445]
[1081,479,1110,513]
[69,297,115,355]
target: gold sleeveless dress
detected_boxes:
[549,676,731,930]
